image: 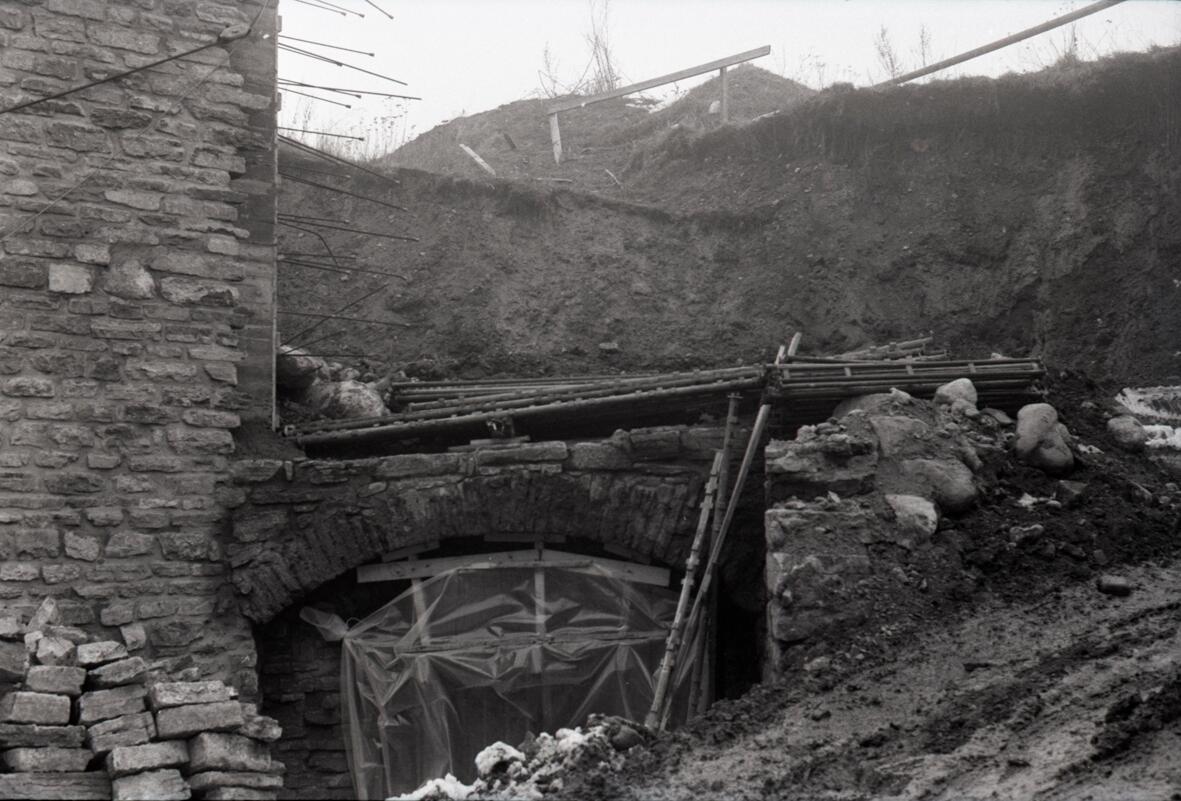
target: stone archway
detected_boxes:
[228,429,721,624]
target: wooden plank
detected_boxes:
[459,143,496,176]
[357,548,670,586]
[549,113,562,164]
[547,45,771,114]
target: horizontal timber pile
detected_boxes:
[292,358,1044,449]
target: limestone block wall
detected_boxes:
[0,0,277,690]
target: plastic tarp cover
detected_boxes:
[339,565,693,799]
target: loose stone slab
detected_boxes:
[88,657,147,689]
[76,641,128,668]
[148,680,234,710]
[111,769,189,801]
[35,636,77,666]
[85,712,156,754]
[237,704,281,743]
[1,746,94,773]
[0,723,86,749]
[106,740,189,777]
[156,701,244,739]
[188,772,283,792]
[188,733,271,773]
[0,772,111,800]
[0,691,71,725]
[78,685,147,726]
[26,665,87,696]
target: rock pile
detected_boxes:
[0,599,282,801]
[276,347,389,420]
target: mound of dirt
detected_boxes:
[380,65,813,194]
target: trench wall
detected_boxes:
[0,0,277,690]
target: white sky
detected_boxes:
[275,0,1181,155]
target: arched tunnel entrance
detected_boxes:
[232,430,766,799]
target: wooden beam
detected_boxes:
[719,66,729,123]
[549,113,562,164]
[458,143,496,176]
[547,45,771,114]
[356,548,670,586]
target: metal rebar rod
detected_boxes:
[279,87,352,108]
[279,310,412,329]
[278,80,420,100]
[1,25,249,116]
[286,280,399,345]
[275,219,346,267]
[278,43,407,86]
[279,252,357,260]
[278,258,409,282]
[364,0,394,20]
[279,35,374,56]
[279,80,363,100]
[279,172,408,212]
[276,215,419,242]
[277,126,364,141]
[278,134,401,186]
[295,378,763,442]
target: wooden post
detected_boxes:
[549,113,562,164]
[458,144,496,176]
[719,66,729,124]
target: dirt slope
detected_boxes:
[277,48,1181,386]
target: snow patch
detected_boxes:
[389,774,475,801]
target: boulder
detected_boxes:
[1107,415,1148,453]
[885,494,939,539]
[898,458,978,514]
[1016,403,1074,475]
[934,378,977,407]
[302,379,387,419]
[275,350,323,390]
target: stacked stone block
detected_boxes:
[0,599,282,799]
[0,0,277,688]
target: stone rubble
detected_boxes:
[0,598,283,801]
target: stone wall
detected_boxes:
[229,426,724,624]
[0,0,277,698]
[764,390,991,675]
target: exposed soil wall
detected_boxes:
[279,48,1181,385]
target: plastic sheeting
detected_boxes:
[339,565,695,799]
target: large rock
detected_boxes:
[188,772,283,792]
[87,658,146,689]
[303,379,387,419]
[76,642,128,668]
[868,415,931,458]
[898,458,978,514]
[1016,403,1075,475]
[1107,415,1148,453]
[885,494,939,540]
[934,378,977,407]
[274,350,323,390]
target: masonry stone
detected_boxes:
[1,746,93,772]
[112,769,189,801]
[156,701,244,739]
[0,691,71,724]
[106,740,189,777]
[188,732,270,772]
[26,665,86,695]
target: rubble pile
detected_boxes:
[276,347,390,421]
[393,717,645,801]
[0,599,282,801]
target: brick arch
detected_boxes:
[228,433,718,622]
